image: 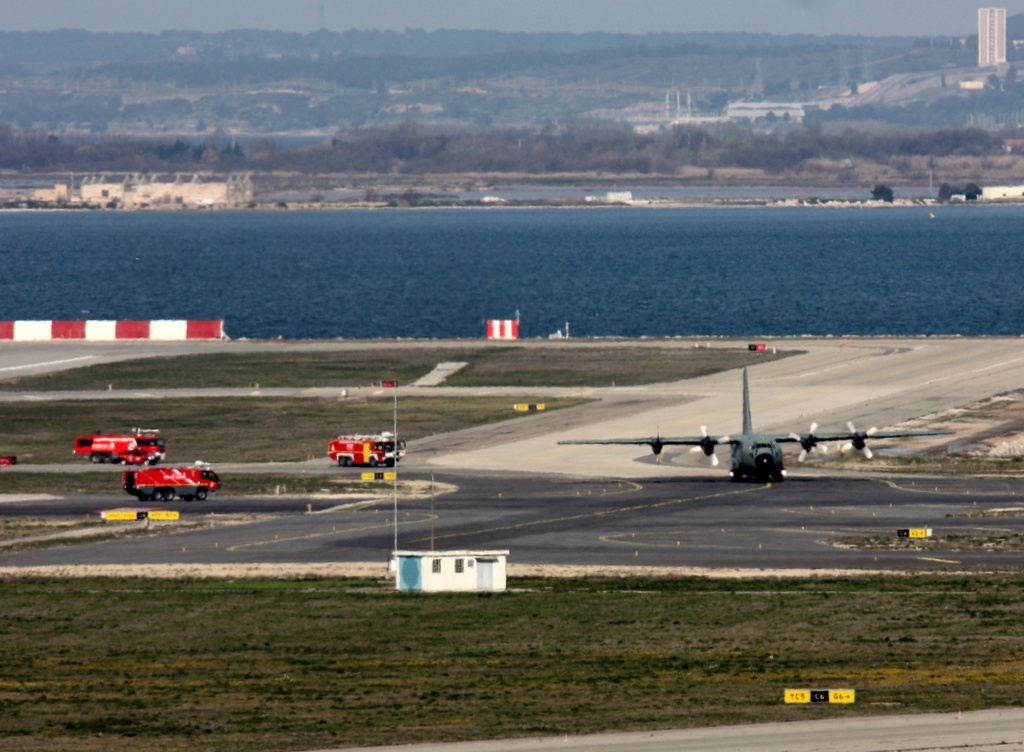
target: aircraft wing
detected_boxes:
[773,424,951,461]
[559,434,739,466]
[773,429,947,443]
[559,436,739,447]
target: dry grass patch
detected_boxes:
[0,395,586,464]
[2,575,1024,751]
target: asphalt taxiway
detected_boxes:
[4,473,1024,572]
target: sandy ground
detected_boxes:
[0,561,975,580]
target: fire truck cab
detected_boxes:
[328,432,406,467]
[74,429,166,465]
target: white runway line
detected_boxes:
[0,356,94,373]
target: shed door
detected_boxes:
[398,557,423,591]
[476,560,494,590]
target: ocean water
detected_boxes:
[1,206,1022,339]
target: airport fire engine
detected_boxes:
[123,466,221,501]
[327,432,405,467]
[74,429,165,465]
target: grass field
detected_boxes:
[0,396,587,465]
[1,575,1023,752]
[0,345,794,391]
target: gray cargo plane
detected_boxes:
[559,368,947,482]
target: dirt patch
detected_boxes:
[800,388,1024,474]
[924,390,1024,457]
[0,562,967,580]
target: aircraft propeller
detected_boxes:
[789,422,827,462]
[840,421,877,459]
[690,426,726,467]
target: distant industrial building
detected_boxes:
[979,8,1007,68]
[78,173,253,209]
[31,184,70,204]
[725,102,805,123]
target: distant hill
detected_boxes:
[0,23,1022,135]
[0,27,919,71]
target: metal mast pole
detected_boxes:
[392,381,398,554]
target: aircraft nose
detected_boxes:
[755,453,775,472]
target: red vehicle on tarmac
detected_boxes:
[74,429,166,465]
[123,466,221,502]
[327,432,405,467]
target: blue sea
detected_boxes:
[1,206,1022,339]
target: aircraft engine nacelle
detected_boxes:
[840,422,877,459]
[755,453,776,474]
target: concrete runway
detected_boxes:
[420,337,1024,479]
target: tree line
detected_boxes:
[0,121,1007,176]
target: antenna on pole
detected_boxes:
[392,379,398,555]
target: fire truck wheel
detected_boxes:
[369,457,379,468]
[195,488,207,501]
[90,453,105,464]
[148,490,161,502]
[159,487,174,501]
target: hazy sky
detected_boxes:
[4,0,1024,37]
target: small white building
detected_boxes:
[394,550,509,592]
[586,191,633,204]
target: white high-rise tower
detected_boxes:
[979,8,1007,68]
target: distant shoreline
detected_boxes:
[0,196,981,212]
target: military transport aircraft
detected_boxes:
[559,368,948,482]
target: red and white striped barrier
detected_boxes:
[486,319,519,340]
[0,320,225,341]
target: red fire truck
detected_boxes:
[123,466,221,502]
[74,429,165,465]
[328,432,406,467]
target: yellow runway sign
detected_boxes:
[101,510,180,521]
[897,528,933,538]
[785,689,855,704]
[361,471,397,481]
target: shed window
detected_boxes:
[431,559,441,574]
[455,558,464,573]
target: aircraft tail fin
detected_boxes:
[742,368,752,435]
